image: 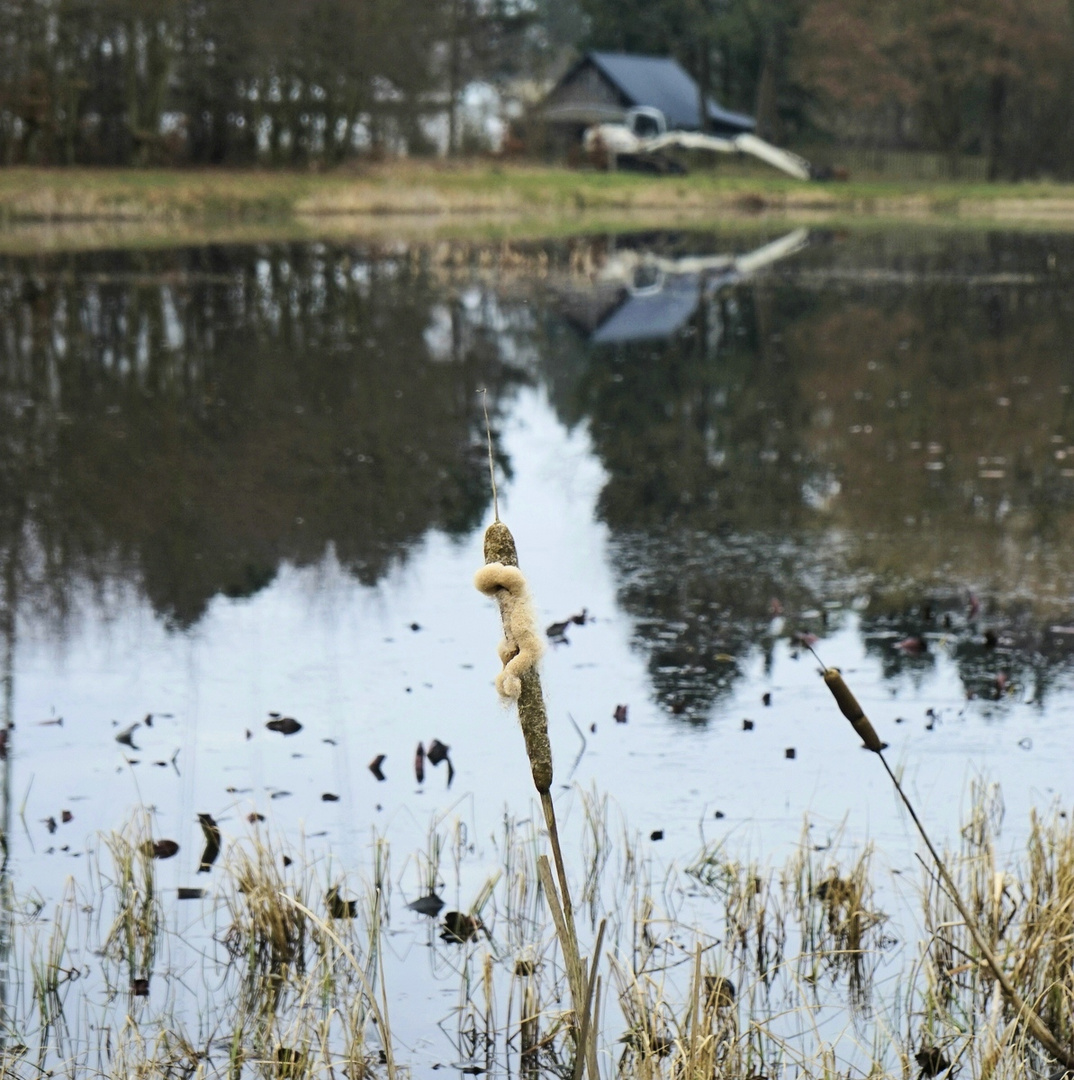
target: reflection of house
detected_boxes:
[592,276,703,343]
[560,230,810,344]
[542,52,754,154]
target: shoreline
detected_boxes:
[3,163,1074,252]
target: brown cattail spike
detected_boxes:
[475,522,594,1075]
[823,668,885,753]
[483,520,518,567]
[517,669,553,794]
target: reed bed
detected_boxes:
[0,777,1069,1077]
[816,653,1074,1076]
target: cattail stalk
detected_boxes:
[879,753,1074,1070]
[476,518,598,1080]
[822,662,1074,1071]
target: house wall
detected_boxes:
[536,60,630,160]
[544,61,628,124]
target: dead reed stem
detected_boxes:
[688,944,702,1071]
[277,894,397,1080]
[571,918,606,1080]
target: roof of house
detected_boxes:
[588,52,754,133]
[591,275,702,344]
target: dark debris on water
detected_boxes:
[197,814,220,872]
[144,839,179,859]
[407,893,446,917]
[440,911,482,943]
[266,715,302,735]
[327,886,358,919]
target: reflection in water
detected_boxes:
[0,246,520,630]
[544,228,1074,715]
[2,231,1074,719]
[548,229,837,716]
[585,229,809,345]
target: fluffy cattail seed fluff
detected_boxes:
[475,521,553,794]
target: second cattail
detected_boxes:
[823,668,886,753]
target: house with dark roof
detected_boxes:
[542,51,754,154]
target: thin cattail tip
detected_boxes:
[480,388,499,521]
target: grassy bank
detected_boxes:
[3,162,1074,252]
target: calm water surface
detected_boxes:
[1,227,1073,1070]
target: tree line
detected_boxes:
[1,0,1073,177]
[0,0,544,165]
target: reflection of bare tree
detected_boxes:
[0,250,533,1023]
[545,229,1074,717]
[0,245,522,630]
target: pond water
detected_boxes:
[0,226,1073,1074]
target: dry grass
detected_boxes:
[0,781,1069,1078]
[5,162,1074,255]
[0,552,1070,1077]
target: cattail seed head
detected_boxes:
[475,521,553,794]
[473,562,544,699]
[824,668,885,753]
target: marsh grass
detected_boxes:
[1020,808,1074,1045]
[223,834,311,993]
[0,782,1070,1078]
[0,645,1070,1079]
[5,163,1074,227]
[10,165,1074,256]
[100,813,162,999]
[216,825,400,1080]
[911,784,1074,1074]
[29,879,76,1031]
[788,826,883,1009]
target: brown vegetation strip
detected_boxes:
[4,167,1074,255]
[2,166,1074,219]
